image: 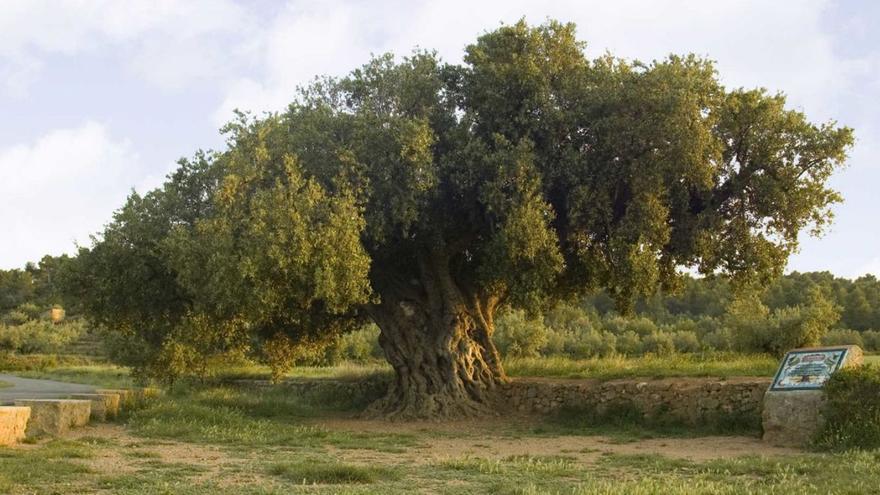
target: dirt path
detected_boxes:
[17,417,800,489]
[314,417,799,465]
[63,424,248,483]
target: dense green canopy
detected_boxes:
[66,21,853,416]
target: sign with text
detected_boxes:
[769,348,849,391]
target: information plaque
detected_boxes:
[769,347,849,391]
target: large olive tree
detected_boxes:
[69,21,853,418]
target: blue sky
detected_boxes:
[1,0,878,277]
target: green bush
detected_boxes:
[671,331,701,353]
[544,303,596,334]
[0,353,95,371]
[728,288,839,356]
[0,320,85,354]
[495,309,549,358]
[861,330,880,352]
[603,316,658,337]
[814,366,880,451]
[821,329,864,347]
[542,328,568,355]
[615,331,642,356]
[1,310,30,326]
[565,331,616,359]
[330,324,384,363]
[640,332,675,356]
[701,328,733,351]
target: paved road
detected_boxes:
[0,373,95,404]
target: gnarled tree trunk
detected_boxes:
[364,250,507,420]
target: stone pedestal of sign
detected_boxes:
[762,345,862,447]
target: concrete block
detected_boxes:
[762,346,863,447]
[69,393,121,421]
[94,389,134,410]
[13,399,91,437]
[95,387,160,411]
[762,389,825,446]
[0,407,31,446]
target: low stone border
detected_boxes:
[69,393,121,421]
[0,385,160,445]
[95,387,160,409]
[13,399,91,437]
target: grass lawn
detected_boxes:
[864,354,880,366]
[0,377,878,494]
[6,353,780,392]
[504,353,778,380]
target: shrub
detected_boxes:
[729,288,838,356]
[565,331,616,359]
[821,329,864,348]
[1,310,30,326]
[0,320,85,354]
[769,289,838,355]
[544,303,596,334]
[13,303,43,321]
[814,366,880,451]
[671,331,701,353]
[701,328,733,351]
[0,352,94,371]
[329,324,384,363]
[495,309,549,358]
[693,316,722,338]
[615,331,642,356]
[726,293,772,352]
[861,330,880,352]
[640,332,675,356]
[625,317,659,337]
[542,328,568,356]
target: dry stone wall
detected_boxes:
[499,377,770,426]
[241,375,771,427]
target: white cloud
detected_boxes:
[0,122,139,268]
[853,258,880,279]
[0,0,255,95]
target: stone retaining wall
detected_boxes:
[236,375,771,427]
[500,377,770,426]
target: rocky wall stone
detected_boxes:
[234,375,769,428]
[497,377,770,426]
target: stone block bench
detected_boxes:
[69,393,121,421]
[13,399,91,437]
[0,406,31,446]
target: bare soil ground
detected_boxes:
[35,418,797,483]
[315,417,797,464]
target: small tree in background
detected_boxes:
[728,287,840,356]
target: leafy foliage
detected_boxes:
[0,301,85,356]
[815,366,880,451]
[62,20,852,384]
